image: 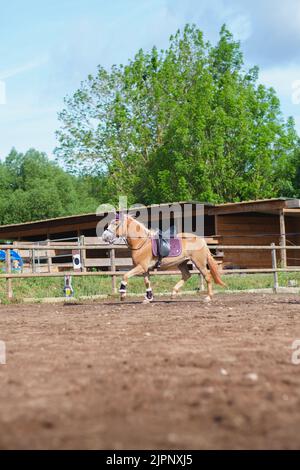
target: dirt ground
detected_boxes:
[1,292,300,450]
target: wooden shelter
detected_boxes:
[209,198,300,268]
[0,198,300,271]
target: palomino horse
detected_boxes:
[102,215,225,302]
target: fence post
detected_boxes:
[279,210,287,268]
[31,248,36,273]
[80,235,86,272]
[47,239,52,273]
[271,243,278,293]
[199,273,205,291]
[110,247,117,294]
[6,248,13,301]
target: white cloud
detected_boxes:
[0,56,48,80]
[227,13,252,41]
[259,64,300,133]
[260,64,300,102]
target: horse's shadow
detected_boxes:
[62,298,202,308]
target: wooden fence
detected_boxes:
[1,243,300,300]
[5,236,222,273]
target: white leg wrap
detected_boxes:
[144,288,153,301]
[119,281,127,293]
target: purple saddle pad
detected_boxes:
[151,237,182,257]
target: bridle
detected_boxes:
[104,225,120,243]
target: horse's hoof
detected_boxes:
[120,295,126,302]
[143,297,153,304]
[204,296,212,303]
[171,290,179,299]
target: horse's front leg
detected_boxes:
[119,265,145,301]
[143,273,153,303]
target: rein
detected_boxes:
[124,236,150,251]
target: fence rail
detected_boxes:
[1,243,300,300]
[2,244,300,250]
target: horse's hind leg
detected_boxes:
[191,252,213,301]
[171,262,191,298]
[143,273,153,303]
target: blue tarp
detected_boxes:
[0,250,23,266]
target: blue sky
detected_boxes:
[0,0,300,159]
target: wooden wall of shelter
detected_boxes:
[214,212,281,268]
[211,199,300,269]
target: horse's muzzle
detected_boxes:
[102,230,114,243]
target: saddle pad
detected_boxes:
[151,238,182,258]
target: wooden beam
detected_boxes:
[279,210,287,268]
[283,208,300,214]
[110,248,117,294]
[2,267,300,281]
[80,235,86,272]
[47,238,52,273]
[84,258,133,267]
[6,249,13,300]
[209,200,286,215]
[214,214,219,242]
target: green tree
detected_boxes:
[55,24,299,204]
[0,148,100,224]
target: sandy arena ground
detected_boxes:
[1,293,300,450]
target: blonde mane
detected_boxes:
[126,215,151,236]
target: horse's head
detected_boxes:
[102,213,128,243]
[102,213,147,244]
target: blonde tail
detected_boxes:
[207,251,226,287]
